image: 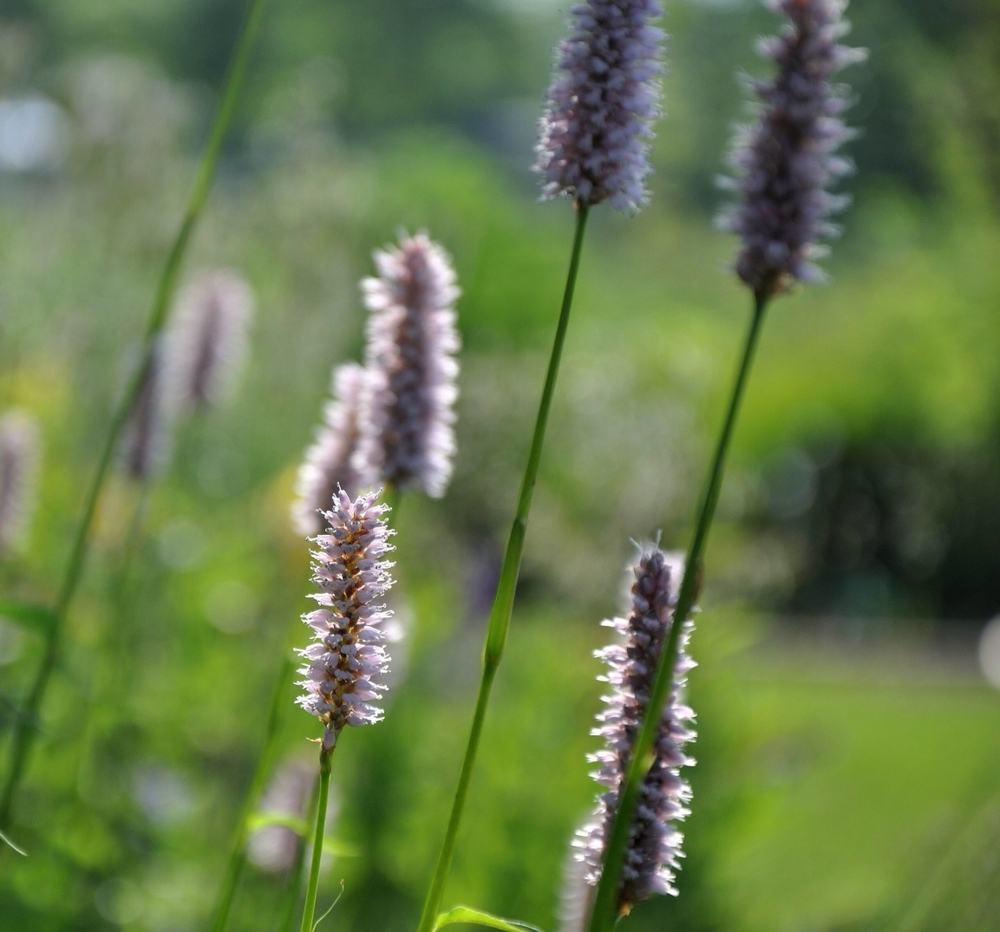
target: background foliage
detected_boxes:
[2,1,999,930]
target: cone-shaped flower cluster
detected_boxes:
[296,489,395,751]
[721,0,865,299]
[292,363,368,536]
[567,547,695,920]
[0,410,40,556]
[537,0,665,213]
[358,232,460,498]
[168,268,254,413]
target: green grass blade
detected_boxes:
[433,906,544,932]
[0,602,57,637]
[0,827,26,856]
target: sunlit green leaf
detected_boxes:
[246,811,309,836]
[0,602,56,637]
[433,905,544,932]
[245,813,358,857]
[0,828,27,857]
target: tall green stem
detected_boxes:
[416,204,590,932]
[281,775,321,932]
[0,0,272,829]
[300,745,334,932]
[587,292,770,932]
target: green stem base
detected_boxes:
[415,204,590,932]
[587,293,770,932]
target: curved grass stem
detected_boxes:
[0,0,272,829]
[587,292,770,932]
[415,204,590,932]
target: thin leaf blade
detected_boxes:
[0,601,57,637]
[434,905,544,932]
[0,828,27,856]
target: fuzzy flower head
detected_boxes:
[292,363,369,537]
[120,341,173,482]
[566,546,696,923]
[296,489,395,751]
[168,268,254,413]
[357,232,460,499]
[0,410,41,556]
[720,0,866,299]
[536,0,665,213]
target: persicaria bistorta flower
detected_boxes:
[120,341,173,482]
[720,0,866,299]
[564,546,695,923]
[168,268,254,413]
[0,410,41,556]
[357,232,460,498]
[536,0,665,213]
[296,489,395,751]
[292,363,369,537]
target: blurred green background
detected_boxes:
[2,0,1000,930]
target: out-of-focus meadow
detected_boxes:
[2,0,1000,929]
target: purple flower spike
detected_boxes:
[567,547,696,921]
[357,232,460,499]
[169,268,254,413]
[721,0,866,299]
[537,0,665,213]
[293,362,369,537]
[0,410,40,556]
[121,342,173,482]
[296,488,395,751]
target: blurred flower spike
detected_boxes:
[536,0,665,213]
[721,0,866,299]
[168,268,254,413]
[296,489,395,751]
[121,342,173,482]
[566,546,696,922]
[0,410,41,556]
[293,362,369,537]
[357,232,460,499]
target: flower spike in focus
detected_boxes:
[296,488,395,751]
[537,0,665,213]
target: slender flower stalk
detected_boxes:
[296,488,394,932]
[564,548,695,928]
[357,232,460,499]
[281,775,321,932]
[418,7,666,927]
[588,3,862,929]
[293,363,369,537]
[300,746,333,932]
[415,205,590,932]
[0,0,272,830]
[168,268,255,413]
[248,761,326,876]
[0,411,40,557]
